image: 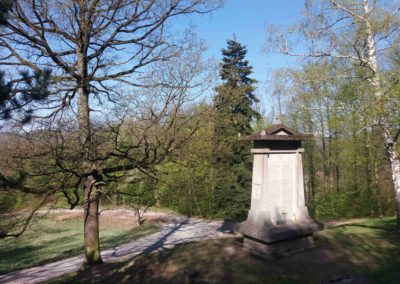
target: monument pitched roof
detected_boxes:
[263,123,298,135]
[241,123,314,141]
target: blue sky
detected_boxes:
[192,0,304,82]
[182,0,306,112]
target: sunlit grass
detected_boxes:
[0,216,159,274]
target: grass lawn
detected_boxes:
[56,217,400,284]
[0,212,160,274]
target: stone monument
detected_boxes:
[239,118,323,259]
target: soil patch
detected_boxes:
[47,210,171,231]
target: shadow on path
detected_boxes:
[0,215,231,284]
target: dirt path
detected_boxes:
[324,218,369,228]
[0,214,234,284]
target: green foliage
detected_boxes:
[157,160,214,217]
[0,190,55,213]
[310,189,379,220]
[104,173,157,210]
[122,178,157,209]
[212,37,260,221]
[214,38,260,135]
[0,191,28,212]
[152,91,261,220]
[155,105,215,217]
[273,61,397,220]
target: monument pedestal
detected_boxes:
[241,219,322,260]
[243,234,314,260]
[238,121,323,260]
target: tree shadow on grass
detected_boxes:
[61,217,197,283]
[316,222,400,284]
[0,245,40,274]
[62,218,400,284]
[58,218,269,283]
[0,232,83,275]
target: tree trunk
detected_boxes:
[75,2,104,261]
[381,117,400,227]
[134,207,145,226]
[363,0,400,227]
[318,106,328,186]
[77,38,103,263]
[155,180,160,208]
[373,153,383,217]
[83,171,103,265]
[79,89,103,265]
[306,107,316,201]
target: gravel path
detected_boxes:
[0,215,234,284]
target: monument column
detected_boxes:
[238,121,323,259]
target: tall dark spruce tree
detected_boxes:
[213,37,260,221]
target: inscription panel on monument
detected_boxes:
[267,153,296,224]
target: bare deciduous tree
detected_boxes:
[0,0,220,265]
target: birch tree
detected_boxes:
[0,0,220,265]
[267,0,400,226]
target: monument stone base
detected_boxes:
[243,234,315,260]
[238,218,323,260]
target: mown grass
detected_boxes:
[0,216,160,274]
[57,217,399,284]
[318,217,400,284]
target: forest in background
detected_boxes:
[2,51,397,221]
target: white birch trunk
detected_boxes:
[363,0,400,226]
